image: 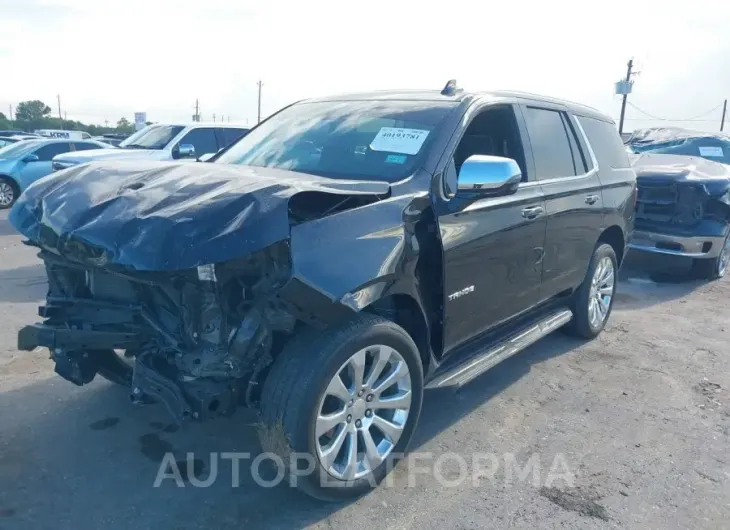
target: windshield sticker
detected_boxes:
[699,146,724,158]
[370,127,430,155]
[385,154,407,164]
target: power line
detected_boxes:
[626,101,725,122]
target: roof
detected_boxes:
[305,88,611,122]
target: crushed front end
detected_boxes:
[629,154,730,259]
[18,241,296,423]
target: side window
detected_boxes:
[561,114,588,173]
[447,105,528,196]
[576,116,631,169]
[34,142,73,161]
[178,128,218,156]
[523,107,577,180]
[216,128,248,150]
[73,142,103,151]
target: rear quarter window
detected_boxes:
[576,116,631,169]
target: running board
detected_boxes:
[427,309,573,389]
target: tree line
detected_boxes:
[0,100,150,136]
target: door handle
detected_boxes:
[521,206,544,219]
[585,194,600,205]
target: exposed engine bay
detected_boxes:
[18,241,302,423]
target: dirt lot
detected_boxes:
[1,208,729,529]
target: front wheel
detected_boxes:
[0,177,18,209]
[693,233,730,280]
[258,314,424,501]
[565,243,618,339]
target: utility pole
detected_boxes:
[721,99,727,132]
[64,111,67,121]
[617,59,633,136]
[257,80,263,124]
[194,99,200,122]
[8,104,12,127]
[57,94,63,127]
[213,113,216,123]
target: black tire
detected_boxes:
[692,233,729,281]
[0,177,19,210]
[95,349,134,387]
[258,313,424,501]
[565,243,618,339]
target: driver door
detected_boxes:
[434,104,547,353]
[18,142,73,189]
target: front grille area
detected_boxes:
[636,180,677,223]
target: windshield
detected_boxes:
[119,125,184,150]
[0,140,42,159]
[216,100,457,182]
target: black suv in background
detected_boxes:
[12,82,636,500]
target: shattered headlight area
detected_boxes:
[18,241,295,423]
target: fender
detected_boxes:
[279,192,439,333]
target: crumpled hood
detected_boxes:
[54,148,163,164]
[632,153,730,196]
[9,160,389,271]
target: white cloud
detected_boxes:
[1,0,729,131]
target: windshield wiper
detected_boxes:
[122,143,152,150]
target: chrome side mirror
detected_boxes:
[176,143,196,159]
[457,155,522,195]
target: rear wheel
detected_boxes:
[693,233,730,280]
[0,177,18,209]
[258,314,423,501]
[565,243,617,339]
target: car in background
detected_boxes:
[35,129,93,140]
[0,138,114,208]
[51,123,250,170]
[0,136,28,148]
[0,130,28,137]
[627,128,730,279]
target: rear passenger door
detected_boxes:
[520,105,603,300]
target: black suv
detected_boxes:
[11,82,636,500]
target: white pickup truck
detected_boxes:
[51,122,250,170]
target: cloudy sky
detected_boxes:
[1,0,729,132]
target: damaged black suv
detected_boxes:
[10,83,636,500]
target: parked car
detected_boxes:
[50,122,250,170]
[627,128,730,278]
[0,130,28,137]
[0,138,114,208]
[10,83,635,500]
[0,136,26,148]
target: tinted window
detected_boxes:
[561,114,587,173]
[577,116,630,169]
[73,142,104,151]
[523,107,576,179]
[34,142,73,161]
[216,100,456,182]
[178,128,218,157]
[218,127,249,148]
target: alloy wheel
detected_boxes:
[0,181,14,207]
[315,345,412,481]
[588,256,615,329]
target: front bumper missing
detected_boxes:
[17,323,141,352]
[628,230,726,259]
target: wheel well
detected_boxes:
[598,225,625,265]
[365,294,431,373]
[0,175,19,192]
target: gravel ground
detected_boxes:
[1,208,729,529]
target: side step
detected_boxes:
[426,308,573,389]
